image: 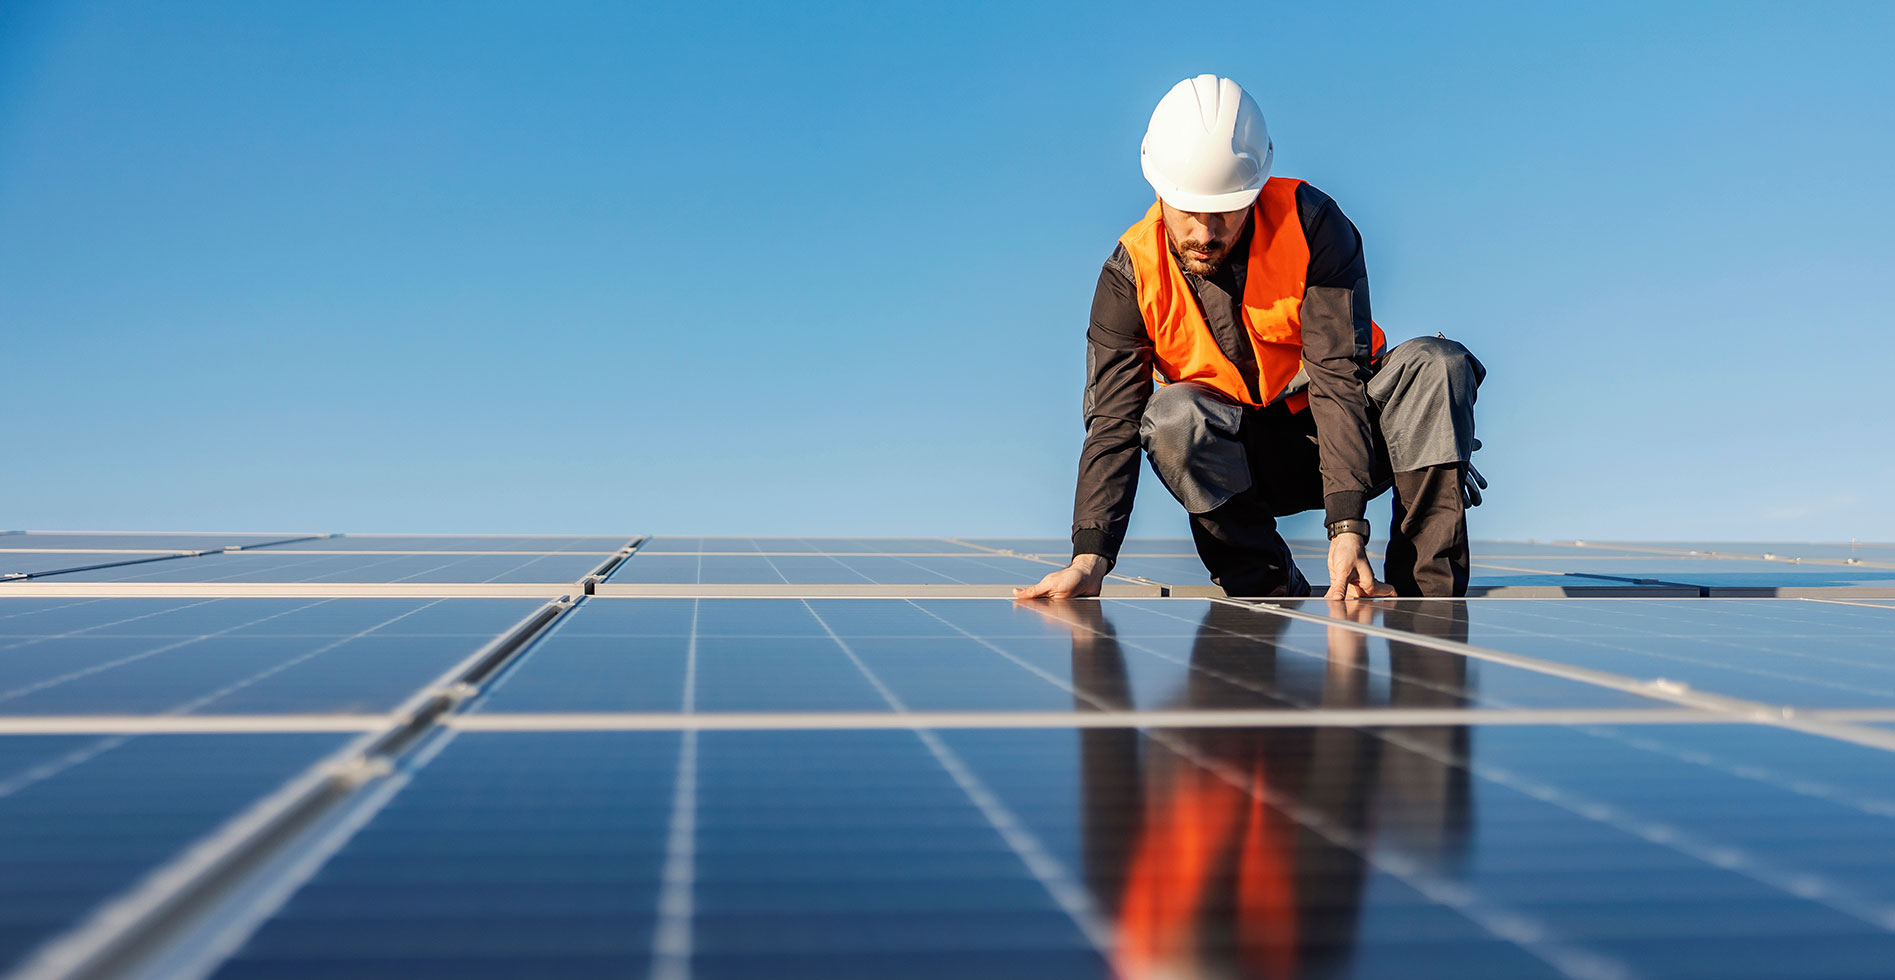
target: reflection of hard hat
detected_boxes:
[1140,75,1273,213]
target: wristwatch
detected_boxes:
[1326,519,1370,541]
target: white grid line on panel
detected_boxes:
[896,599,1629,979]
[649,598,700,980]
[1237,599,1895,754]
[800,599,1117,958]
[2,706,1893,736]
[0,599,334,708]
[1075,597,1895,963]
[5,596,578,980]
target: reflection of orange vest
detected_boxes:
[1118,176,1387,413]
[1116,759,1298,979]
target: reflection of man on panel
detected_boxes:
[1018,75,1485,601]
[1039,599,1472,977]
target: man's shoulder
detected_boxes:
[1291,179,1340,219]
[1101,241,1134,283]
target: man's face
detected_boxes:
[1159,200,1251,276]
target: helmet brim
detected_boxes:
[1141,154,1261,214]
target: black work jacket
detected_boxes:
[1072,182,1377,562]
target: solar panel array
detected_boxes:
[2,531,1895,979]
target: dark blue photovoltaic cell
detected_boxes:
[929,722,1895,980]
[206,731,679,980]
[280,536,630,553]
[1073,554,1693,591]
[210,730,1110,980]
[606,554,1061,585]
[213,723,1895,979]
[0,733,348,974]
[963,538,1201,556]
[0,533,315,552]
[1317,597,1895,708]
[26,552,603,584]
[637,538,985,554]
[475,598,1667,714]
[0,597,542,715]
[968,539,1669,559]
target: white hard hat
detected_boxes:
[1140,75,1272,213]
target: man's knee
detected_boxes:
[1139,382,1232,457]
[1139,382,1250,512]
[1387,336,1485,395]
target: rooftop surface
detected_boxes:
[2,532,1893,979]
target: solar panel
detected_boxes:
[272,535,631,553]
[607,554,1079,587]
[23,552,606,585]
[478,598,1668,715]
[202,721,1895,979]
[0,530,1892,980]
[1,552,184,580]
[0,597,544,715]
[0,533,320,552]
[1589,541,1895,562]
[639,537,988,554]
[0,733,349,969]
[1295,597,1895,708]
[1440,556,1895,591]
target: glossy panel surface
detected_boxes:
[281,536,629,552]
[606,554,1060,585]
[28,552,604,584]
[1590,541,1895,562]
[0,733,348,973]
[1099,555,1693,591]
[0,597,542,714]
[0,533,315,551]
[1459,556,1895,589]
[1,552,182,578]
[965,538,1202,556]
[207,731,679,980]
[1304,598,1895,708]
[476,598,1666,713]
[214,723,1895,979]
[637,538,985,554]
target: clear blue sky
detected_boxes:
[4,0,1891,541]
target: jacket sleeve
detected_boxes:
[1071,245,1153,564]
[1296,183,1377,526]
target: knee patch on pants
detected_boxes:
[1370,336,1485,472]
[1139,382,1252,514]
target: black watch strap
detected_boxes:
[1326,519,1370,540]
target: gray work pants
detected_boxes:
[1138,336,1485,597]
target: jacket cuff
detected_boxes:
[1323,491,1368,527]
[1071,528,1120,563]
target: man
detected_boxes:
[1017,75,1484,600]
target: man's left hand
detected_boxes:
[1324,533,1395,599]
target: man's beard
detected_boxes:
[1173,238,1227,276]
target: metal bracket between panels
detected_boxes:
[580,535,646,596]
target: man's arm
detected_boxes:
[1016,247,1152,600]
[1297,183,1393,598]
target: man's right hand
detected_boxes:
[1013,554,1111,600]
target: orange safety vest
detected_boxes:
[1117,176,1387,413]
